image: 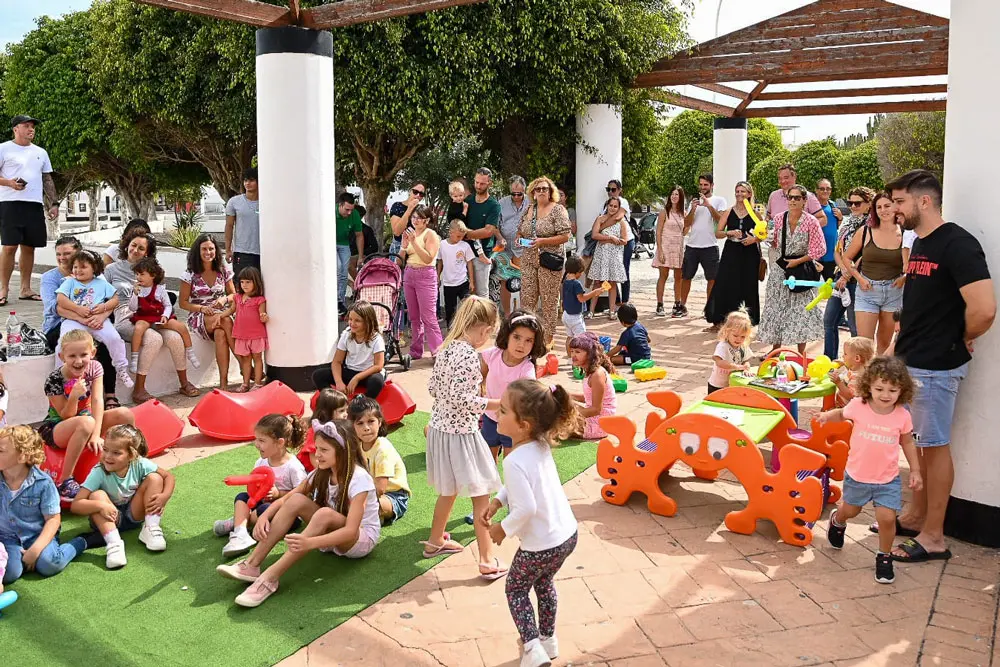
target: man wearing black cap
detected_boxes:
[0,115,60,305]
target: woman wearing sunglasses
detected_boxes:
[388,182,428,257]
[823,186,874,358]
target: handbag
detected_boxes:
[758,253,768,282]
[777,212,819,293]
[582,231,598,257]
[531,206,565,272]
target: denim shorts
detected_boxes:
[481,415,513,450]
[842,472,902,511]
[562,311,586,337]
[383,489,409,525]
[854,277,903,314]
[908,363,968,447]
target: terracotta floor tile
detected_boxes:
[678,561,752,605]
[674,599,783,640]
[666,502,739,528]
[742,579,834,629]
[920,639,991,666]
[944,563,1000,585]
[641,566,711,608]
[856,589,931,624]
[658,638,791,667]
[922,625,991,655]
[820,599,882,628]
[856,616,927,657]
[549,577,610,626]
[930,596,995,624]
[715,558,772,586]
[581,510,668,540]
[891,560,945,588]
[307,617,441,666]
[631,534,692,566]
[719,527,800,557]
[938,572,998,595]
[929,612,994,638]
[603,537,659,571]
[732,626,874,664]
[935,581,996,609]
[791,568,921,603]
[425,639,486,667]
[558,619,659,662]
[666,525,746,560]
[439,577,508,612]
[586,570,670,617]
[273,648,308,667]
[608,654,667,667]
[748,546,844,581]
[634,612,697,648]
[473,635,521,667]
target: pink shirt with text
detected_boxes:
[843,398,912,484]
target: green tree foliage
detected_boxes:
[622,91,668,207]
[396,135,497,222]
[834,140,883,196]
[747,119,784,171]
[749,152,787,205]
[790,138,839,194]
[875,111,946,183]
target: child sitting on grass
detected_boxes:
[214,415,309,558]
[831,336,876,407]
[608,303,651,366]
[349,396,410,525]
[1,425,87,585]
[819,357,921,584]
[70,424,175,569]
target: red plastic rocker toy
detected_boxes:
[224,466,276,509]
[308,379,415,426]
[189,381,305,441]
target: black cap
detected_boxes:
[10,115,40,129]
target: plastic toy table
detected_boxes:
[728,370,838,417]
[683,400,788,443]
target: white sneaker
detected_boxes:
[540,636,558,660]
[105,541,127,569]
[223,532,257,558]
[186,348,201,369]
[128,354,139,374]
[520,640,551,667]
[213,518,235,537]
[139,524,167,551]
[117,367,135,389]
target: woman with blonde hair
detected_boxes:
[516,177,572,347]
[705,181,764,326]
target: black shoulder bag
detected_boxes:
[776,212,819,293]
[532,206,565,272]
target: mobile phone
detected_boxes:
[519,238,533,247]
[14,178,26,186]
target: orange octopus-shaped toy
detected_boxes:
[598,390,833,547]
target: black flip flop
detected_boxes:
[891,538,952,563]
[18,293,42,301]
[869,520,919,538]
[0,295,7,307]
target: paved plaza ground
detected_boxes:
[6,250,1000,667]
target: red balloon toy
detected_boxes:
[224,466,276,509]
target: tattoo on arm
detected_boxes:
[43,174,58,208]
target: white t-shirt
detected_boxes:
[337,328,386,372]
[497,440,578,552]
[438,240,475,287]
[710,340,748,388]
[311,466,382,545]
[0,141,53,204]
[902,229,917,250]
[685,194,728,248]
[253,456,308,492]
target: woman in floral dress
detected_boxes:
[178,234,237,390]
[652,185,687,317]
[757,185,827,355]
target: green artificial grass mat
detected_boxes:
[3,411,598,667]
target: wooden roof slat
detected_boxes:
[303,0,488,29]
[692,83,750,100]
[757,12,946,41]
[735,81,768,115]
[660,92,736,117]
[742,98,946,117]
[134,0,292,26]
[756,83,948,101]
[701,25,948,58]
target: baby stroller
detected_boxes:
[353,253,411,370]
[630,211,658,259]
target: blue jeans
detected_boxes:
[621,239,635,303]
[336,245,352,304]
[2,536,86,584]
[823,280,857,359]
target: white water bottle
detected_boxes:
[775,353,788,384]
[6,311,21,360]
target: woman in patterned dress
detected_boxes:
[652,185,687,316]
[586,197,628,319]
[757,185,827,355]
[178,234,237,390]
[705,181,763,326]
[516,176,572,348]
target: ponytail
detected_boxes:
[505,379,580,445]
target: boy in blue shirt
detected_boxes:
[561,255,607,358]
[609,303,651,365]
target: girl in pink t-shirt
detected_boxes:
[818,356,921,585]
[232,267,269,392]
[481,311,546,461]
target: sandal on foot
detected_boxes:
[420,539,464,559]
[479,557,508,581]
[891,538,952,563]
[179,383,201,397]
[232,383,251,394]
[104,396,122,410]
[869,519,919,538]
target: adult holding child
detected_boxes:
[103,230,201,402]
[517,176,572,348]
[179,234,236,391]
[586,197,628,319]
[463,167,503,299]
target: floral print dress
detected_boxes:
[181,266,232,341]
[757,213,827,346]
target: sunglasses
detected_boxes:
[787,195,804,201]
[605,187,620,193]
[411,189,425,197]
[534,186,550,193]
[848,200,865,207]
[511,192,525,197]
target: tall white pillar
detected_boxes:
[256,27,339,390]
[713,117,748,203]
[942,0,1000,547]
[575,105,623,254]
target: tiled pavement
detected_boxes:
[7,256,1000,666]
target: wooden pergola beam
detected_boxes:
[735,81,768,115]
[692,83,748,100]
[134,0,292,26]
[742,98,946,118]
[756,83,948,101]
[703,25,948,58]
[660,92,736,117]
[303,0,488,30]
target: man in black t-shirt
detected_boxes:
[888,170,995,564]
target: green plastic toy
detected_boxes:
[631,359,655,371]
[573,366,585,380]
[611,374,628,393]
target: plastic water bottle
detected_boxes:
[775,353,788,384]
[5,311,21,360]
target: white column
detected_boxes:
[942,0,1000,547]
[575,105,623,254]
[256,27,339,390]
[713,117,748,203]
